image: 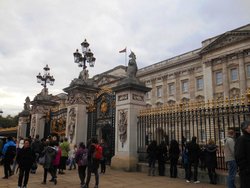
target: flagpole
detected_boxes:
[125,49,127,66]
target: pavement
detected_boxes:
[0,165,226,188]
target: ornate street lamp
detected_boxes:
[36,64,55,89]
[73,39,96,70]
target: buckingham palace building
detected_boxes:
[135,23,250,107]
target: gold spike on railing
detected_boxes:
[241,94,245,105]
[246,88,250,103]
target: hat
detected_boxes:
[241,121,250,130]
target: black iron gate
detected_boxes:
[138,97,250,170]
[87,89,116,163]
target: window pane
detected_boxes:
[169,84,175,95]
[247,65,250,77]
[216,72,222,85]
[231,69,238,81]
[156,86,162,97]
[197,78,203,90]
[182,81,188,93]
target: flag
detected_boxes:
[119,47,126,53]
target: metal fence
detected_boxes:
[137,95,250,170]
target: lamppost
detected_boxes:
[73,39,96,73]
[36,64,55,90]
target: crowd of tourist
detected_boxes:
[146,120,250,188]
[0,135,109,188]
[1,119,250,188]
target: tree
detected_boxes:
[0,115,18,128]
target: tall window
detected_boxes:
[247,65,250,78]
[231,68,238,81]
[146,91,150,99]
[216,71,223,85]
[182,80,189,93]
[156,86,162,98]
[196,77,203,90]
[169,83,175,95]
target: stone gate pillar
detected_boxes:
[17,97,31,138]
[30,89,58,139]
[111,51,151,171]
[63,75,99,145]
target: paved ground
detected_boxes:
[0,165,226,188]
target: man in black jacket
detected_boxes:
[235,120,250,188]
[186,136,201,184]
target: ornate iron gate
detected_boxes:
[87,88,116,163]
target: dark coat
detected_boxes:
[186,140,200,163]
[147,141,158,161]
[204,144,217,168]
[169,140,180,161]
[16,147,36,170]
[87,144,99,172]
[235,132,250,172]
[43,146,57,169]
[157,143,168,162]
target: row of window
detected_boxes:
[151,77,204,98]
[148,65,250,98]
[215,65,250,85]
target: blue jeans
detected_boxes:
[227,160,237,188]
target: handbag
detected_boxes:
[38,155,45,165]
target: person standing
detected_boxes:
[235,121,250,188]
[75,142,88,187]
[59,137,70,174]
[31,134,43,174]
[157,141,168,176]
[50,141,61,182]
[84,138,101,188]
[186,136,201,183]
[68,144,77,170]
[41,141,57,185]
[146,140,158,176]
[224,128,237,188]
[2,136,16,179]
[16,139,36,188]
[204,139,217,184]
[169,139,180,178]
[99,139,108,174]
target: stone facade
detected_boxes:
[137,24,250,107]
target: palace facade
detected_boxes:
[135,24,250,107]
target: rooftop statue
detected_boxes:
[127,51,138,79]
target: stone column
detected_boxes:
[111,83,150,171]
[222,57,229,98]
[203,60,213,101]
[238,51,246,94]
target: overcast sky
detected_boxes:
[0,0,250,117]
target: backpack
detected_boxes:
[5,145,16,161]
[78,149,88,166]
[92,144,103,160]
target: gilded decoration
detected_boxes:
[100,96,108,114]
[51,117,66,136]
[96,86,113,98]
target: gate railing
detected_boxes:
[137,91,250,170]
